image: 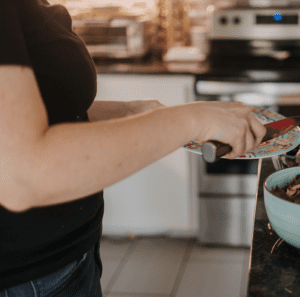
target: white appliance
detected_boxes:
[209,2,300,61]
[72,16,153,59]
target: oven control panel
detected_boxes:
[211,8,300,40]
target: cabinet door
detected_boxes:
[95,74,198,237]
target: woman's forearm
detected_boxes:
[87,100,129,121]
[23,102,200,211]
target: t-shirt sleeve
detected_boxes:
[0,0,32,67]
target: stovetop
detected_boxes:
[197,55,300,82]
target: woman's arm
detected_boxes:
[87,100,165,122]
[0,65,196,213]
[0,66,49,212]
[29,101,265,213]
[87,101,129,121]
[24,101,199,212]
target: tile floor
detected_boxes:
[100,236,250,297]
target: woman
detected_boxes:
[0,0,266,296]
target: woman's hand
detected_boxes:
[193,102,267,159]
[125,100,165,116]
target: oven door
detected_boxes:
[198,157,259,196]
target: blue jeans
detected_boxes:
[0,236,103,297]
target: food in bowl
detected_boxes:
[264,167,300,249]
[269,174,300,204]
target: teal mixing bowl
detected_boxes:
[264,167,300,249]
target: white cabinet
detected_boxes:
[95,74,199,237]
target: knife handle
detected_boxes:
[202,126,272,163]
[201,117,299,163]
[202,141,232,163]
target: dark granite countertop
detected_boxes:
[94,53,300,82]
[93,52,209,76]
[247,158,300,296]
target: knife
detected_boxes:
[202,116,300,163]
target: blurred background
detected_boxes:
[47,0,225,57]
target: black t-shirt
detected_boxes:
[0,0,104,290]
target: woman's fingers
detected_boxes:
[246,111,267,149]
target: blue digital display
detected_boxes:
[257,14,298,24]
[273,14,283,21]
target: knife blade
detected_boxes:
[202,116,300,163]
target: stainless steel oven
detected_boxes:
[194,80,300,247]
